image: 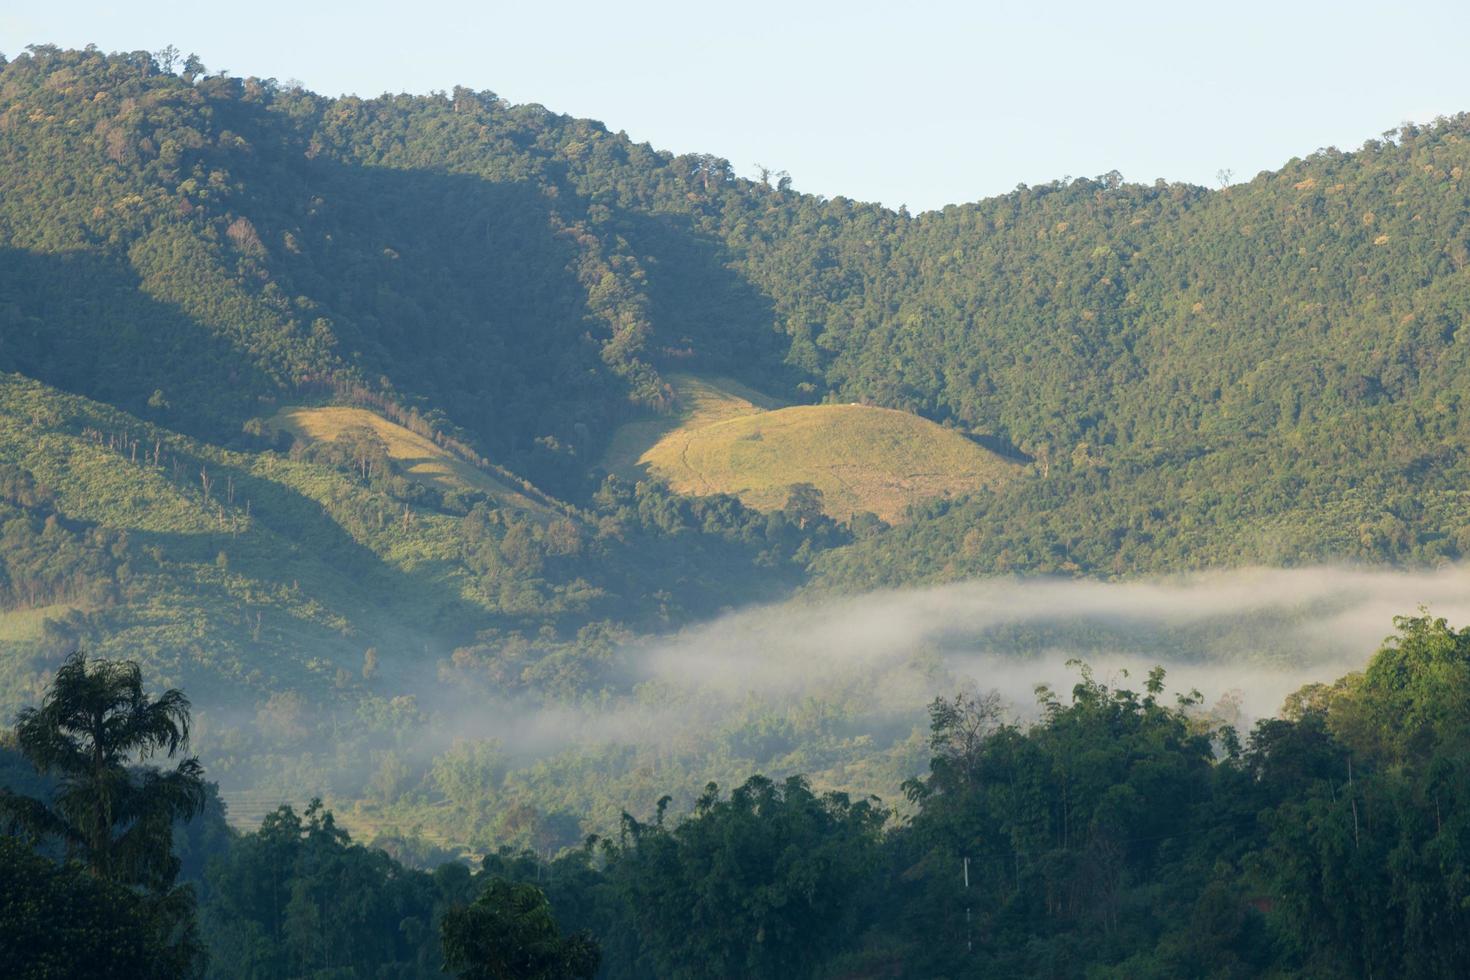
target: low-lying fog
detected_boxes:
[213,565,1470,826]
[421,565,1470,757]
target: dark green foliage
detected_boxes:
[606,776,888,979]
[1253,613,1470,978]
[440,878,600,980]
[0,651,209,977]
[199,799,478,979]
[852,617,1470,978]
[888,670,1228,977]
[1,650,206,886]
[0,836,197,980]
[147,614,1470,978]
[436,616,1470,979]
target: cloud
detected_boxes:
[395,565,1470,763]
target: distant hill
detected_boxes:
[3,45,1466,583]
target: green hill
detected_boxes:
[0,370,839,798]
[4,45,1469,581]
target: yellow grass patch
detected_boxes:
[601,374,780,476]
[272,406,543,511]
[0,603,75,644]
[606,375,1021,523]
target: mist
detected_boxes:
[625,564,1470,717]
[216,565,1470,831]
[405,564,1470,765]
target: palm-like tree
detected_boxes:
[0,650,207,889]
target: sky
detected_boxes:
[4,1,1469,212]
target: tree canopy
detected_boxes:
[1,650,209,977]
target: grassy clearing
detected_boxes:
[601,373,782,477]
[271,406,544,511]
[607,376,1021,523]
[0,604,75,644]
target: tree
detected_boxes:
[609,776,887,979]
[153,45,179,74]
[441,877,600,980]
[913,688,1005,796]
[203,800,476,979]
[0,652,208,977]
[783,482,825,528]
[0,650,206,888]
[0,836,198,980]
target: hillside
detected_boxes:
[2,46,1468,582]
[601,374,781,477]
[0,370,843,818]
[4,43,1470,854]
[610,376,1020,522]
[270,405,549,512]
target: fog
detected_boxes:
[214,565,1470,824]
[639,564,1468,703]
[421,565,1470,758]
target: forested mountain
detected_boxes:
[3,40,1470,921]
[4,44,1470,582]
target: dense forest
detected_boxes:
[6,614,1470,977]
[3,44,1470,573]
[3,40,1470,975]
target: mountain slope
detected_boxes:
[4,46,1469,582]
[5,43,1470,850]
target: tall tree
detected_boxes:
[1,651,209,978]
[0,650,206,888]
[0,836,197,980]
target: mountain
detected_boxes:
[2,42,1470,846]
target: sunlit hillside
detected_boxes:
[608,375,1021,522]
[272,405,549,513]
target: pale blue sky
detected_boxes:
[4,1,1468,211]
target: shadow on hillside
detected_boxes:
[259,163,793,468]
[209,88,792,450]
[968,431,1034,463]
[251,160,611,460]
[0,248,499,644]
[609,210,788,386]
[121,449,501,641]
[3,89,800,494]
[0,248,276,444]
